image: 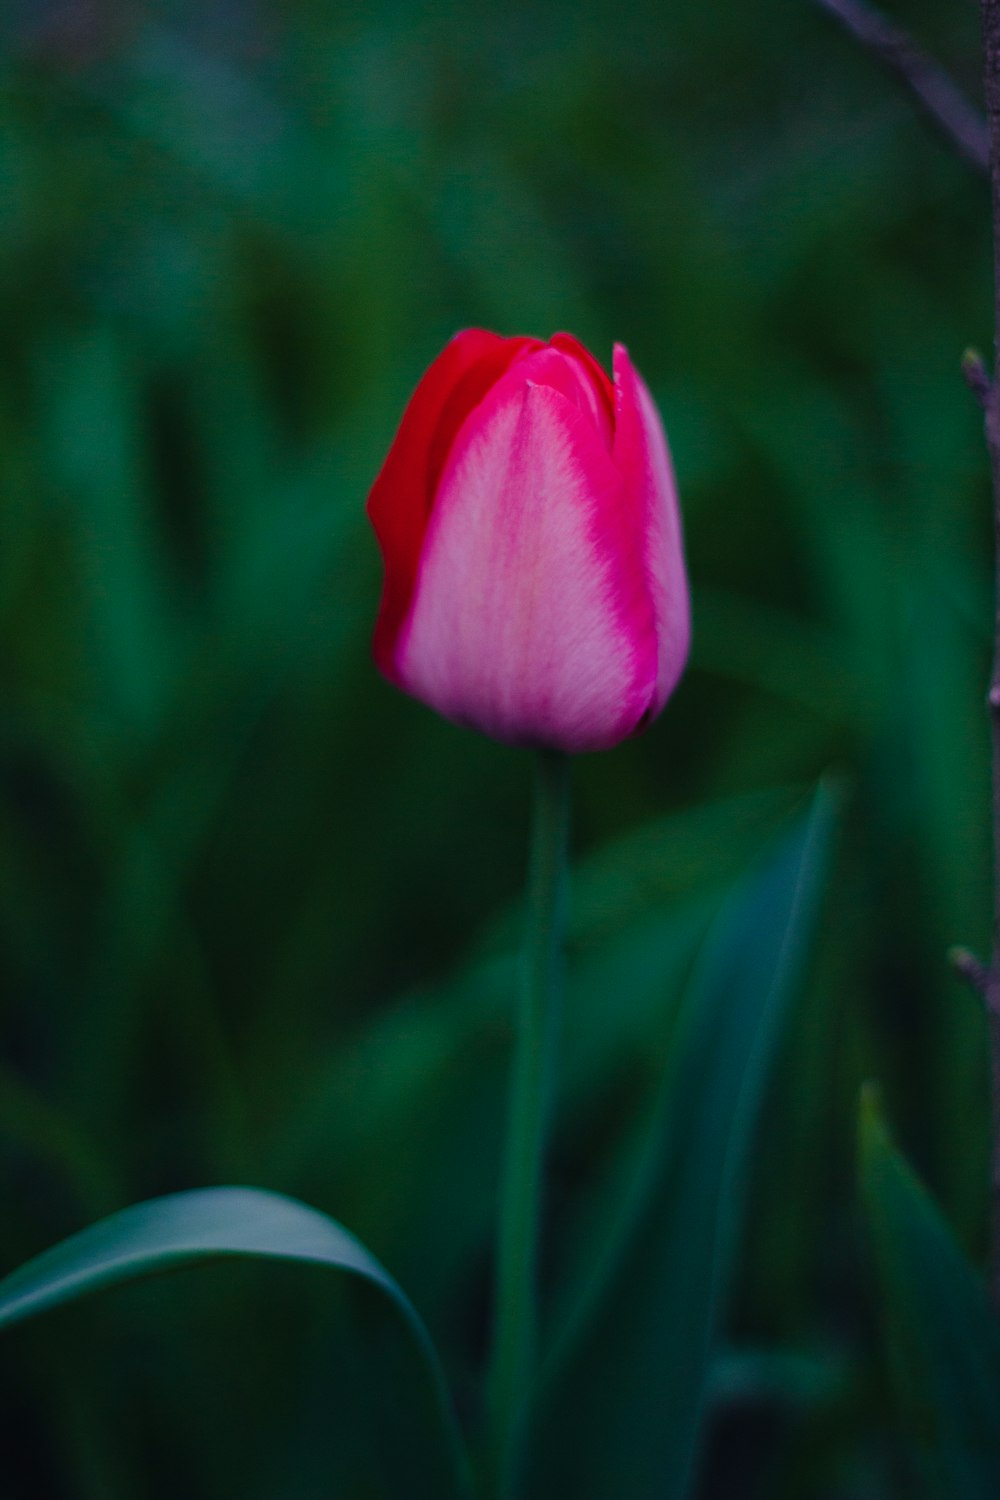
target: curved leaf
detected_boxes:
[0,1185,471,1499]
[859,1089,1000,1500]
[521,783,838,1500]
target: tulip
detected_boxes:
[367,330,690,753]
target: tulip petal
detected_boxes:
[612,345,691,713]
[394,372,657,752]
[367,330,539,674]
[514,345,615,451]
[550,331,616,437]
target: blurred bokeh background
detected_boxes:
[0,0,994,1495]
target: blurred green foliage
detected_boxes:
[0,0,994,1496]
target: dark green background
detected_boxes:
[0,1,993,1495]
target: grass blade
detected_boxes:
[0,1185,470,1499]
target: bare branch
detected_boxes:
[979,0,1000,1306]
[813,0,989,174]
[963,347,993,409]
[949,945,994,1000]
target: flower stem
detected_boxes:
[487,747,570,1496]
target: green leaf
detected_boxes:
[261,788,795,1330]
[859,1088,1000,1500]
[0,1186,471,1500]
[521,784,838,1500]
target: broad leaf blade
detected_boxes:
[0,1185,470,1499]
[522,785,837,1500]
[859,1090,1000,1500]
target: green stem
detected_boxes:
[487,748,571,1497]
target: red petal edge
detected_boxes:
[612,344,690,718]
[549,332,616,434]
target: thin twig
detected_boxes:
[813,0,989,174]
[976,0,1000,1307]
[963,347,994,410]
[949,945,994,1002]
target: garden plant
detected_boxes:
[2,2,1000,1497]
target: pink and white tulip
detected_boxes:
[367,330,690,753]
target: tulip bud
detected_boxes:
[367,330,690,753]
